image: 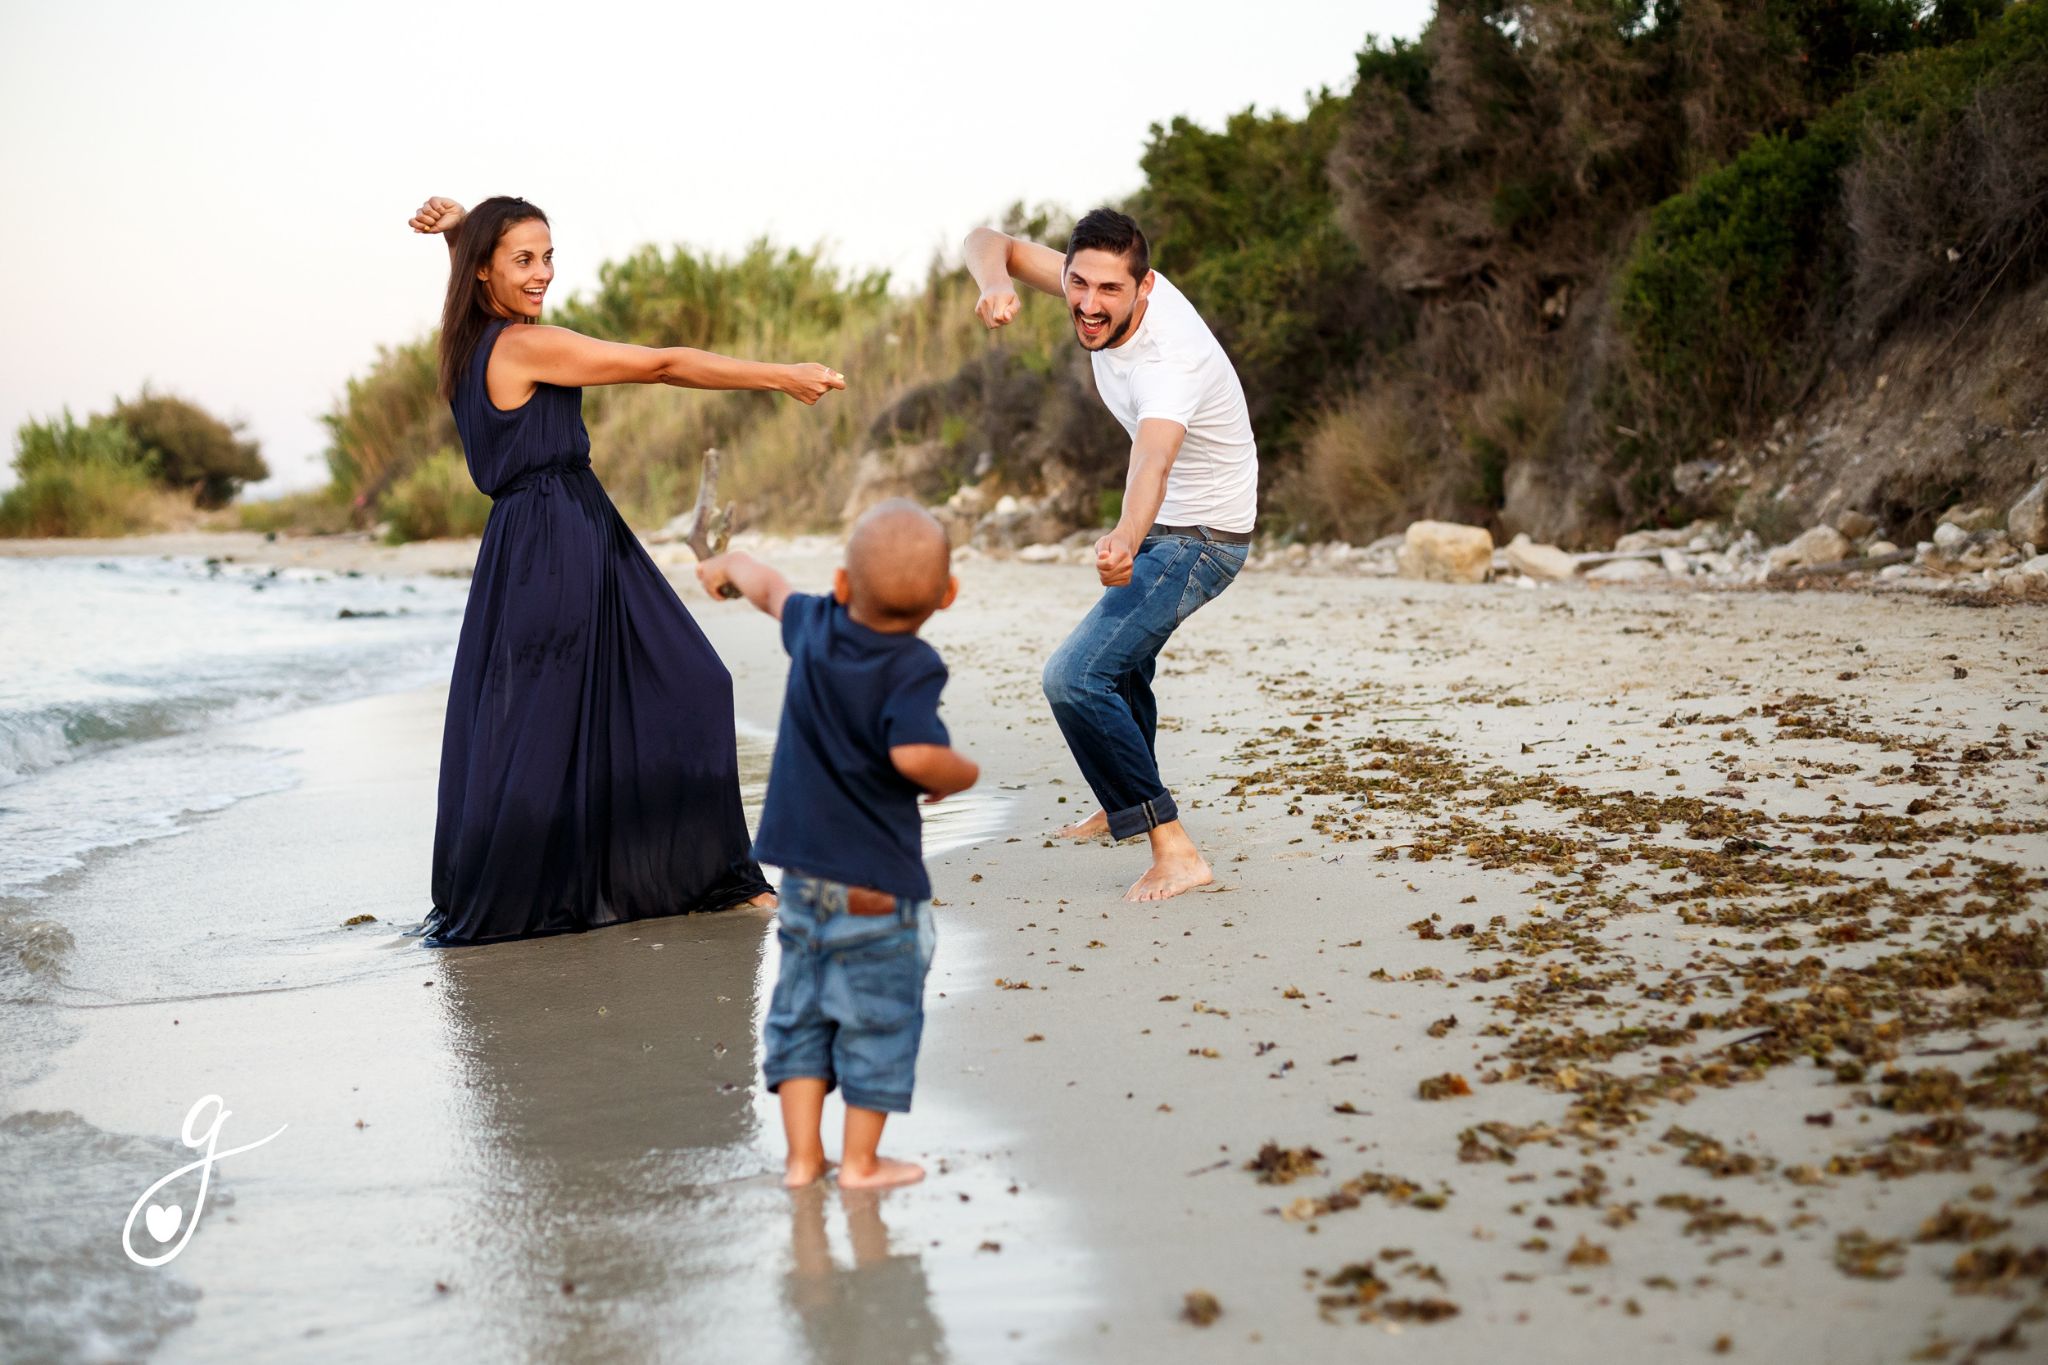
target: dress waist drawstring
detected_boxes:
[490,459,591,500]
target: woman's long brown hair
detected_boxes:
[437,196,550,401]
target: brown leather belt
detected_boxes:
[846,887,896,916]
[1149,523,1253,545]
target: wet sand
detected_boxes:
[5,541,2046,1363]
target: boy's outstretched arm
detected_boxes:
[696,551,791,618]
[890,745,980,803]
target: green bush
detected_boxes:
[552,238,891,349]
[111,389,267,508]
[0,459,175,537]
[322,337,450,513]
[1616,0,2045,460]
[380,449,491,543]
[12,408,147,478]
[237,484,354,536]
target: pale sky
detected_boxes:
[0,0,1433,494]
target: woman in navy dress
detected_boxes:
[408,194,843,945]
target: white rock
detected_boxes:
[946,483,991,517]
[1659,548,1692,576]
[1585,558,1665,583]
[2017,554,2048,579]
[1016,544,1064,563]
[1395,520,1494,584]
[1867,540,1898,557]
[1504,533,1577,582]
[1940,504,2001,533]
[1614,527,1693,554]
[1766,525,1852,572]
[1932,522,1968,550]
[2008,477,2048,549]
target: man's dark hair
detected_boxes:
[1064,208,1150,282]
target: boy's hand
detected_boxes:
[891,745,979,801]
[695,551,743,600]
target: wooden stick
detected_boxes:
[1767,549,1915,581]
[685,448,741,597]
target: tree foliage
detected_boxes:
[110,389,268,509]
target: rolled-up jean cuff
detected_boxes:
[764,1069,835,1096]
[1107,790,1178,842]
[842,1085,913,1115]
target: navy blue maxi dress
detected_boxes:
[423,319,771,945]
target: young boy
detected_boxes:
[696,499,979,1189]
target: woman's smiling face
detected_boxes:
[477,219,554,319]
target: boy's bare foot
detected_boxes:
[1124,819,1214,901]
[837,1157,926,1190]
[1054,809,1110,840]
[783,1154,829,1188]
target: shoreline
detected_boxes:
[2,546,2044,1362]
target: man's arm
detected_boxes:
[962,227,1066,328]
[890,744,981,802]
[695,551,792,619]
[1095,418,1187,587]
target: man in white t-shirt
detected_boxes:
[963,208,1257,901]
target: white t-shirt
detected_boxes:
[1088,271,1259,533]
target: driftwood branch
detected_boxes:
[685,448,741,598]
[1767,549,1915,582]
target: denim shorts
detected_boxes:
[763,871,936,1114]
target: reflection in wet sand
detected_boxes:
[786,1186,949,1365]
[433,915,782,1360]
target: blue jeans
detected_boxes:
[1041,532,1247,841]
[763,871,936,1114]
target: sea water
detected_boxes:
[0,555,471,900]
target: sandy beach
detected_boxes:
[4,534,2045,1364]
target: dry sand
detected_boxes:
[6,532,2046,1363]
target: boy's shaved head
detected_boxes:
[845,499,954,626]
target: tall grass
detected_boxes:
[0,461,185,538]
[380,449,492,544]
[1,408,185,538]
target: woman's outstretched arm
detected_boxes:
[492,325,845,405]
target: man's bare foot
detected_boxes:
[1125,852,1213,901]
[1054,809,1110,841]
[1124,819,1213,901]
[784,1154,829,1188]
[837,1157,926,1190]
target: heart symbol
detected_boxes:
[145,1203,182,1243]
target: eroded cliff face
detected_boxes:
[1681,276,2048,550]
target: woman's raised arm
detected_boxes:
[490,326,845,405]
[409,197,467,255]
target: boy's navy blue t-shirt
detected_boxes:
[752,592,950,900]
